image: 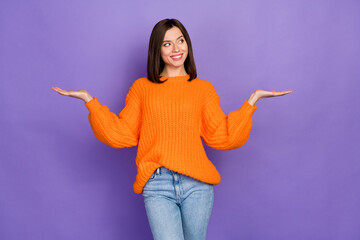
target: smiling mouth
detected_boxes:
[171,54,183,60]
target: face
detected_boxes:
[160,27,188,70]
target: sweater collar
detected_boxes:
[159,74,190,81]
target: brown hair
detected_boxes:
[147,18,197,83]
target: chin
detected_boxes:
[174,63,185,67]
[166,62,183,68]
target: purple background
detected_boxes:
[1,0,359,239]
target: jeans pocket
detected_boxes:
[148,168,161,182]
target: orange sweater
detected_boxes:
[84,74,257,194]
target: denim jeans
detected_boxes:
[142,166,214,240]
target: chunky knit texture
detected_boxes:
[85,74,257,194]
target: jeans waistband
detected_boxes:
[156,166,176,175]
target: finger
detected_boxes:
[52,88,69,96]
[52,87,63,92]
[275,92,287,95]
[275,91,292,96]
[51,87,62,93]
[51,87,61,93]
[54,87,63,91]
[59,90,70,95]
[268,92,285,97]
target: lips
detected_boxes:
[171,53,183,60]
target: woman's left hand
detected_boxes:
[247,89,293,106]
[255,89,293,100]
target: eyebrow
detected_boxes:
[162,35,184,43]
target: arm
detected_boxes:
[84,81,142,148]
[200,83,257,150]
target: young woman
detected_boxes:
[51,18,292,240]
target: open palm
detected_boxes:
[51,87,92,102]
[255,89,293,99]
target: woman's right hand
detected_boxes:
[51,87,93,103]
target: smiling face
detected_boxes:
[160,27,188,74]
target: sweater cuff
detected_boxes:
[84,96,101,112]
[242,100,258,115]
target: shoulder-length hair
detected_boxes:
[147,18,197,83]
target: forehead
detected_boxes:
[163,27,183,40]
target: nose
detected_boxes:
[172,43,180,52]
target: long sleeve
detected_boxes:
[200,82,257,150]
[84,81,142,148]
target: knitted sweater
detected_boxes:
[84,74,257,194]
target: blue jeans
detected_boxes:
[142,166,214,240]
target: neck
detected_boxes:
[160,66,187,77]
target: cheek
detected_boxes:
[182,44,188,53]
[161,48,171,58]
[160,49,167,62]
[183,47,188,58]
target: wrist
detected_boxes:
[247,92,259,106]
[84,95,93,103]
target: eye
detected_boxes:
[179,39,184,43]
[163,43,170,47]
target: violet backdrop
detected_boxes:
[0,0,359,239]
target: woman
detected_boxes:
[51,18,292,240]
